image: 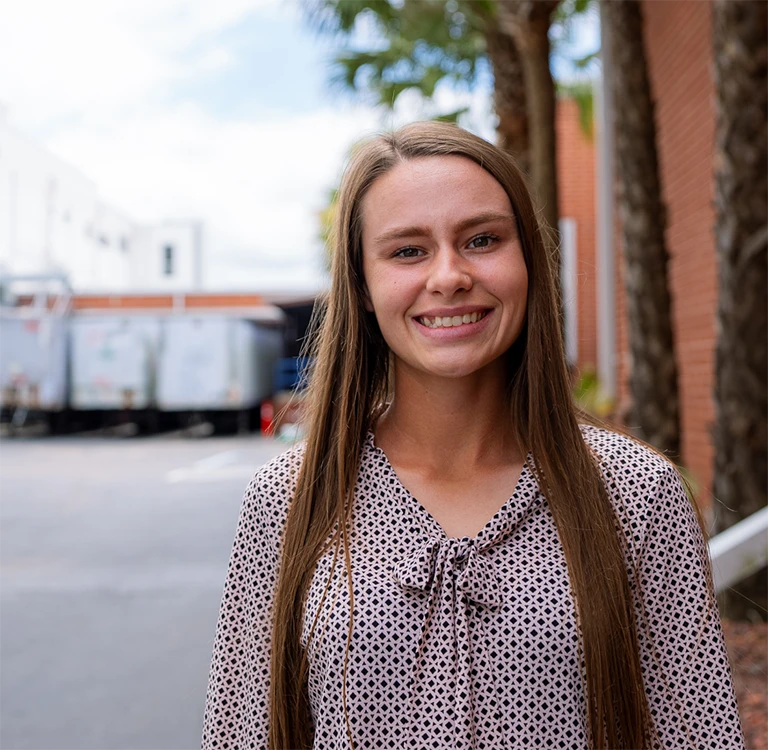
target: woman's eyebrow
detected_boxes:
[454,211,516,233]
[372,211,516,245]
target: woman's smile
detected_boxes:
[412,307,494,339]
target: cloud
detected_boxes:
[0,0,274,129]
[0,0,494,291]
[43,98,382,290]
[0,0,380,290]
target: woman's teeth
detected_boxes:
[418,310,488,329]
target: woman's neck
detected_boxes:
[374,362,524,476]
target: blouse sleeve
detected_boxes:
[202,471,279,749]
[635,464,746,749]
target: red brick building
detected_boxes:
[557,97,598,373]
[619,1,718,503]
[559,1,722,507]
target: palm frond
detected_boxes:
[432,107,470,123]
[573,50,599,70]
[556,80,594,140]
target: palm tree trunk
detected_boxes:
[516,10,559,241]
[711,0,768,621]
[601,0,681,460]
[496,0,561,250]
[485,26,530,177]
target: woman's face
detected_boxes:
[360,155,528,381]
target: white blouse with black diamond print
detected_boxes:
[201,424,745,749]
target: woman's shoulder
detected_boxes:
[578,423,673,485]
[577,424,683,541]
[250,440,307,494]
[241,441,306,540]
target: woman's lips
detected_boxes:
[412,308,494,340]
[416,309,489,328]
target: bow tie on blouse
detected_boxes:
[392,536,504,608]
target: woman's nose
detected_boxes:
[425,249,473,296]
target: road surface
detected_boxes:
[0,431,288,750]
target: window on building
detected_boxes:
[163,244,174,275]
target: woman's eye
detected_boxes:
[468,233,499,249]
[393,247,423,258]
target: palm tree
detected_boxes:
[484,23,530,174]
[310,1,531,168]
[711,0,767,620]
[601,0,681,460]
[496,0,561,245]
[307,0,599,311]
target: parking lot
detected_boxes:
[0,430,287,750]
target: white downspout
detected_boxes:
[596,3,617,401]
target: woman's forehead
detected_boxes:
[360,156,513,234]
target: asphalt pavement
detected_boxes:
[0,430,288,750]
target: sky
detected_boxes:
[0,0,598,292]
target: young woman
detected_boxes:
[201,122,745,749]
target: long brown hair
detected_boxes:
[268,121,709,749]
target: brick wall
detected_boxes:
[70,293,266,310]
[557,97,597,372]
[16,293,268,310]
[616,0,717,503]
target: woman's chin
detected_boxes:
[410,356,500,381]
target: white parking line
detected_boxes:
[192,450,241,471]
[166,465,257,484]
[165,450,256,484]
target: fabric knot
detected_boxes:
[392,537,503,608]
[455,544,504,608]
[392,538,441,592]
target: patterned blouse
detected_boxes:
[202,424,745,749]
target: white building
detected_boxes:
[0,106,203,292]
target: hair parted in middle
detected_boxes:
[268,120,707,750]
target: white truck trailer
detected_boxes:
[0,310,69,418]
[156,315,283,432]
[69,314,162,417]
